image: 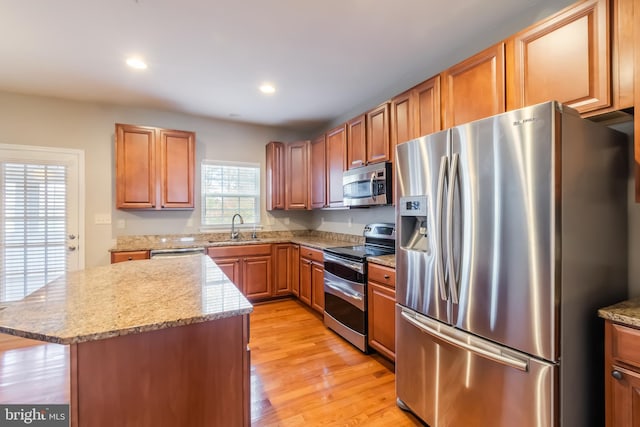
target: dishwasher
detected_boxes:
[149,247,206,259]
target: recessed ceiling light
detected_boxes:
[126,57,147,70]
[259,83,276,94]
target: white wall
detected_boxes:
[0,91,304,268]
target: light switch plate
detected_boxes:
[94,214,112,225]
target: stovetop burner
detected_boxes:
[323,223,396,262]
[323,244,394,261]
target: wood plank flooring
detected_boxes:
[0,299,424,426]
[250,299,423,426]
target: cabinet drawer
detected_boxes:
[111,250,150,263]
[207,244,272,258]
[611,323,640,368]
[368,263,395,288]
[300,246,324,263]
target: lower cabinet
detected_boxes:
[207,245,272,301]
[272,243,297,297]
[604,320,640,427]
[367,263,396,361]
[299,246,324,314]
[110,250,150,263]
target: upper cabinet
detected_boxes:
[346,114,366,169]
[115,123,194,210]
[346,105,391,170]
[506,0,609,114]
[391,76,441,148]
[266,141,285,211]
[366,102,391,164]
[326,125,347,208]
[310,135,327,209]
[285,140,311,210]
[442,42,506,128]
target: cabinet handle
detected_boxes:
[611,370,624,380]
[384,274,390,279]
[128,257,133,261]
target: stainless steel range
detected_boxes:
[323,223,395,352]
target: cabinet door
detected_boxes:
[326,125,347,207]
[506,0,609,114]
[442,42,506,128]
[272,244,291,296]
[243,255,272,300]
[290,245,300,297]
[299,258,312,306]
[391,90,414,148]
[115,124,157,209]
[413,76,441,138]
[110,250,150,263]
[367,281,396,361]
[285,140,311,210]
[266,141,285,210]
[310,261,325,314]
[310,135,327,209]
[609,365,640,427]
[211,257,241,288]
[366,103,390,165]
[346,114,367,169]
[159,129,195,209]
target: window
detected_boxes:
[201,161,260,227]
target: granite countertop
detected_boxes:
[367,254,396,268]
[110,231,364,253]
[0,255,252,345]
[598,297,640,328]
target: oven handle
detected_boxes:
[325,281,363,301]
[324,277,366,311]
[323,252,365,274]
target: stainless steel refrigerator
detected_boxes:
[395,101,628,427]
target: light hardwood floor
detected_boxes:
[0,299,424,426]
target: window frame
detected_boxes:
[200,159,261,230]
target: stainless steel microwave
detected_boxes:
[343,162,392,207]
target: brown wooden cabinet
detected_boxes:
[115,123,194,210]
[441,43,506,128]
[207,244,272,301]
[290,244,300,297]
[367,263,396,361]
[635,0,640,203]
[366,102,391,165]
[506,0,610,114]
[285,140,311,210]
[310,135,327,209]
[110,250,150,263]
[272,243,297,297]
[347,114,367,169]
[266,141,285,211]
[604,320,640,426]
[299,246,324,314]
[391,77,442,149]
[326,125,347,207]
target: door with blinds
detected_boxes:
[0,144,83,303]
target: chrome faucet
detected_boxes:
[231,213,244,240]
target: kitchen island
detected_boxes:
[0,255,252,427]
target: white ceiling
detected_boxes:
[0,0,573,131]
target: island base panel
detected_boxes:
[70,316,248,427]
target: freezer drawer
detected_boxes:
[396,306,558,427]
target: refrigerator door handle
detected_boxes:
[400,310,529,372]
[446,152,460,304]
[436,155,449,301]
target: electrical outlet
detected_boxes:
[94,214,112,225]
[348,217,353,228]
[116,219,126,229]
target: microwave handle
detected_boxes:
[370,172,376,201]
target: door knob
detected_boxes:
[611,370,623,380]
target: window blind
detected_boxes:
[1,162,67,302]
[201,162,260,226]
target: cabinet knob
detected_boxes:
[384,274,390,279]
[128,257,133,261]
[611,370,624,380]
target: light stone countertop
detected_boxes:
[0,255,252,345]
[367,254,396,268]
[598,297,640,328]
